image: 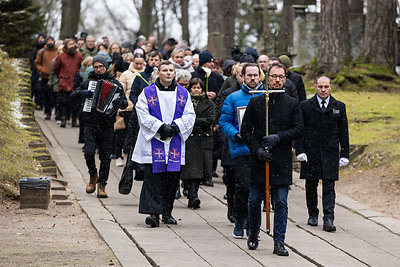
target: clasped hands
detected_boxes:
[256,134,280,162]
[158,122,180,140]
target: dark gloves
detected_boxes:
[112,97,123,108]
[80,90,93,98]
[256,147,272,162]
[261,134,280,149]
[158,122,180,140]
[235,133,243,142]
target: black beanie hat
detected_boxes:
[45,36,55,43]
[199,49,214,67]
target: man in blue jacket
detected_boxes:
[219,63,264,238]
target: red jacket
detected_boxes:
[54,49,83,92]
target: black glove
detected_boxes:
[158,124,171,140]
[256,147,272,162]
[167,122,180,137]
[235,133,243,142]
[261,134,280,149]
[80,90,93,98]
[112,97,123,108]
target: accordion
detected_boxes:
[83,80,119,115]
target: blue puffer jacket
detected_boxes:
[219,83,264,159]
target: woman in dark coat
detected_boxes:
[181,78,216,209]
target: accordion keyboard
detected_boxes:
[83,80,97,112]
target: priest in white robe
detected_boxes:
[133,60,195,227]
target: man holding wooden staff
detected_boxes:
[241,62,303,255]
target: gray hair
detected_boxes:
[175,69,191,82]
[171,47,185,58]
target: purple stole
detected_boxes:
[144,83,188,173]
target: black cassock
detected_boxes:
[241,93,303,185]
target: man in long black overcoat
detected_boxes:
[241,63,303,255]
[295,76,349,232]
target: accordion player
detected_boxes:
[83,80,121,115]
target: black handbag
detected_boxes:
[119,149,134,195]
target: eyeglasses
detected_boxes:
[94,65,105,69]
[269,75,286,80]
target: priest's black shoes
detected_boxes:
[145,214,159,227]
[323,219,336,232]
[162,215,178,225]
[247,231,259,250]
[273,242,289,256]
[307,216,318,226]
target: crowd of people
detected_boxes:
[28,31,350,255]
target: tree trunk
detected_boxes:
[180,0,190,45]
[360,0,397,71]
[317,0,349,74]
[139,0,155,37]
[208,0,237,59]
[279,0,294,54]
[59,0,81,40]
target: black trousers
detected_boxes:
[233,155,251,223]
[222,166,235,209]
[305,179,336,221]
[139,164,180,216]
[83,123,113,185]
[58,91,72,119]
[41,78,54,115]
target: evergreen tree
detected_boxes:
[0,0,45,57]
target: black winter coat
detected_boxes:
[129,64,153,105]
[71,71,127,126]
[181,95,216,180]
[241,93,303,186]
[287,71,306,101]
[191,67,224,96]
[295,95,349,181]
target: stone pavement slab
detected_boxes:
[36,112,400,267]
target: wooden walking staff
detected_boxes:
[250,88,285,234]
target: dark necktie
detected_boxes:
[321,100,326,112]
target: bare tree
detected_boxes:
[208,0,237,59]
[101,0,136,40]
[170,0,190,45]
[138,0,155,37]
[59,0,81,39]
[360,0,397,71]
[318,0,350,73]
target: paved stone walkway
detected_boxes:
[36,113,400,267]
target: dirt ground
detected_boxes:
[337,164,400,220]
[0,197,120,266]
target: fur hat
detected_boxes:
[199,49,214,66]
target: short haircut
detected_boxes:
[213,58,223,68]
[242,63,262,76]
[158,60,174,70]
[188,78,205,92]
[315,76,331,84]
[268,62,287,75]
[148,50,161,60]
[269,57,281,63]
[171,47,185,58]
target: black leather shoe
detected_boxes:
[323,219,336,232]
[162,215,178,225]
[273,242,289,256]
[202,180,213,187]
[145,214,159,228]
[192,198,201,209]
[308,217,318,226]
[247,231,259,250]
[183,188,189,197]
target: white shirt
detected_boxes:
[132,85,195,164]
[317,95,330,109]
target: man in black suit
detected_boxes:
[241,63,303,254]
[295,76,350,232]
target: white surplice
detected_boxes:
[132,85,195,165]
